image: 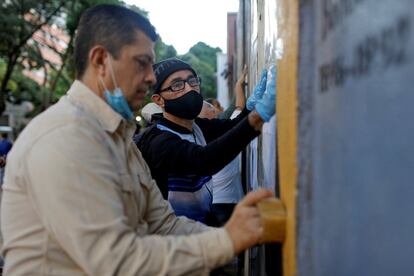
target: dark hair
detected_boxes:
[74,4,158,79]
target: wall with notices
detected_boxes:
[234,0,414,275]
[235,0,283,275]
[297,0,414,275]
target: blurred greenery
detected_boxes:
[180,42,222,99]
[0,0,71,113]
[0,0,222,123]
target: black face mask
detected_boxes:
[163,90,204,120]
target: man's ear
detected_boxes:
[151,94,164,108]
[89,45,108,77]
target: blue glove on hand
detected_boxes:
[246,68,267,110]
[256,65,276,122]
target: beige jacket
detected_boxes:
[0,81,234,275]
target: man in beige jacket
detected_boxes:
[0,4,273,275]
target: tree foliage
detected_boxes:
[179,42,222,99]
[0,0,125,113]
[0,0,67,113]
[188,42,221,70]
[155,39,177,62]
[0,1,222,121]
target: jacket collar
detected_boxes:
[155,114,193,134]
[67,80,135,134]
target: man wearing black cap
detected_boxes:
[137,58,277,225]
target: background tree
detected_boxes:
[0,1,223,131]
[179,42,222,99]
[0,0,67,114]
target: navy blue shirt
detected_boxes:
[0,138,12,156]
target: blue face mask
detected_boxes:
[103,88,134,120]
[99,56,134,121]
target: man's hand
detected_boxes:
[224,189,274,254]
[236,64,248,88]
[235,64,248,110]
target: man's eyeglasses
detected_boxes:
[159,76,201,92]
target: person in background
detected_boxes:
[0,132,12,271]
[0,133,12,185]
[198,65,249,227]
[133,102,163,144]
[214,65,251,120]
[198,100,217,120]
[137,58,277,225]
[141,102,163,125]
[0,5,275,275]
[205,97,224,116]
[198,66,251,275]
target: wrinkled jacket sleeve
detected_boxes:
[25,124,234,275]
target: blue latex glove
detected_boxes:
[255,65,276,122]
[246,68,267,110]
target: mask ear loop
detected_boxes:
[99,75,109,92]
[107,55,119,89]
